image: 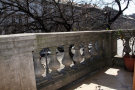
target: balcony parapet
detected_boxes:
[0,29,134,90]
[0,34,37,90]
[34,29,135,90]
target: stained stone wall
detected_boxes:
[0,34,37,90]
[0,30,134,90]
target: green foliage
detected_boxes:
[106,28,109,30]
[113,29,124,40]
[72,28,77,31]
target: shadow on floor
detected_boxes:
[59,67,133,90]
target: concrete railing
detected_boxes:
[0,34,36,90]
[0,30,134,90]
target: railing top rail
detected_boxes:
[0,33,35,38]
[0,29,134,38]
[32,29,135,35]
[0,29,134,43]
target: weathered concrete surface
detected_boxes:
[0,30,134,90]
[38,57,106,90]
[133,61,135,90]
[0,34,37,90]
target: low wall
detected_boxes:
[0,34,37,90]
[38,57,106,90]
[0,30,134,90]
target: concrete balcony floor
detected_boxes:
[59,67,133,90]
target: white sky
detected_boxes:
[124,1,135,15]
[75,0,135,15]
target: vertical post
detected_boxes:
[0,35,37,90]
[83,42,91,60]
[97,38,103,57]
[123,37,131,55]
[73,43,83,64]
[104,32,113,66]
[62,45,73,69]
[45,53,49,75]
[90,41,98,56]
[112,32,117,57]
[49,47,60,73]
[133,61,135,90]
[33,51,45,79]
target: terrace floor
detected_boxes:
[59,67,133,90]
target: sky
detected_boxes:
[74,0,135,15]
[124,1,135,15]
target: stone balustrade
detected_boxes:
[0,34,37,90]
[0,30,134,90]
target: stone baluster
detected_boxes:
[123,37,131,55]
[73,43,83,64]
[40,55,51,77]
[83,42,91,60]
[56,47,64,71]
[48,47,60,74]
[62,45,73,69]
[33,51,45,80]
[40,48,51,76]
[97,39,103,56]
[90,41,98,56]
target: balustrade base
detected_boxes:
[37,57,106,90]
[49,71,63,79]
[62,66,72,71]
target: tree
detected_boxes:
[0,0,51,33]
[80,0,131,30]
[102,0,131,29]
[0,0,131,34]
[46,0,84,31]
[0,0,84,34]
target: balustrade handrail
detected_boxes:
[33,29,135,88]
[0,29,135,90]
[0,29,134,38]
